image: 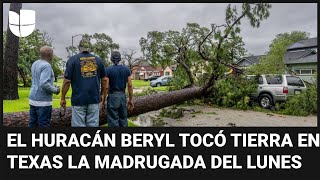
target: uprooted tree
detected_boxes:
[3,3,272,127]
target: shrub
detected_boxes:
[282,82,317,116]
[208,75,258,110]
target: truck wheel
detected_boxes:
[259,94,273,109]
[156,83,161,87]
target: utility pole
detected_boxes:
[71,34,82,55]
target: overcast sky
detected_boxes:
[3,3,318,61]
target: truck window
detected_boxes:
[286,76,305,87]
[258,76,263,84]
[265,75,283,84]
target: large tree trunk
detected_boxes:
[3,3,22,100]
[3,87,204,127]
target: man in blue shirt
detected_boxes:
[104,51,134,127]
[29,46,60,127]
[60,38,107,127]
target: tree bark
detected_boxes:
[18,67,28,87]
[3,87,204,127]
[3,3,22,100]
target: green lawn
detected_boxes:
[151,86,169,91]
[132,80,149,87]
[4,79,72,113]
[132,80,170,91]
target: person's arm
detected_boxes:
[101,77,108,109]
[60,58,73,109]
[40,65,59,94]
[127,76,134,111]
[60,78,71,109]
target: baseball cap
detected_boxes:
[111,51,121,60]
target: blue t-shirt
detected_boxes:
[64,52,106,106]
[105,65,131,93]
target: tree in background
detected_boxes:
[3,3,22,100]
[66,33,120,66]
[140,21,248,89]
[122,49,141,72]
[51,56,63,82]
[247,31,309,74]
[4,29,62,87]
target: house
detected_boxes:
[235,55,264,68]
[131,60,163,80]
[163,64,177,76]
[131,59,178,80]
[285,37,317,83]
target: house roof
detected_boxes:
[170,64,178,71]
[133,59,150,67]
[285,49,317,64]
[137,66,162,72]
[287,37,317,50]
[285,49,314,61]
[236,55,264,65]
[285,54,317,64]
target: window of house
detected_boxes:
[294,69,315,75]
[295,69,301,74]
[165,72,170,76]
[300,69,312,75]
[265,75,283,84]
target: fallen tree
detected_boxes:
[3,3,272,127]
[3,87,203,127]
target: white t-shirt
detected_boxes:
[29,99,52,106]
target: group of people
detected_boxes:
[28,38,134,127]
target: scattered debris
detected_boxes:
[159,106,195,119]
[227,123,236,127]
[267,113,274,117]
[205,111,217,115]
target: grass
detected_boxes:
[153,86,170,91]
[132,80,149,87]
[132,80,170,91]
[4,79,72,113]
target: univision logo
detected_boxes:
[9,10,36,38]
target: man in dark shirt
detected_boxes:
[104,51,134,127]
[60,38,107,127]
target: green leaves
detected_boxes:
[248,31,309,75]
[283,81,318,116]
[66,33,119,66]
[140,3,271,90]
[209,75,258,110]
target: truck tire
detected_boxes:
[259,94,274,109]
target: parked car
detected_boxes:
[150,76,173,87]
[143,75,161,81]
[247,74,307,109]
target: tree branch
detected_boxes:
[201,5,252,92]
